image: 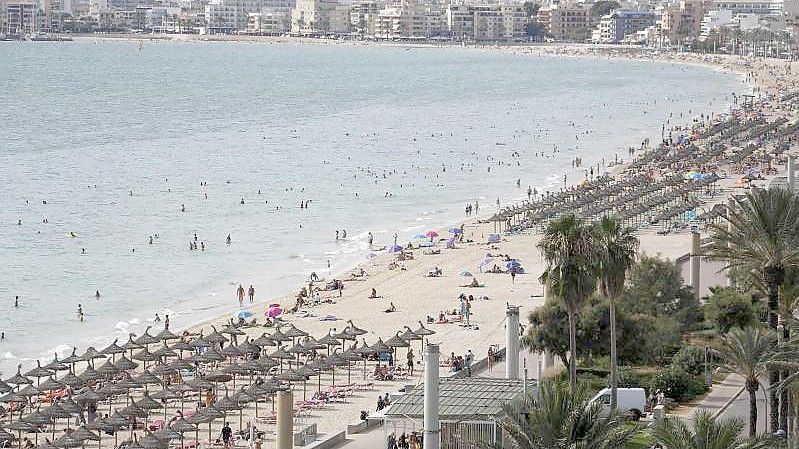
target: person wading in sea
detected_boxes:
[237,285,245,307]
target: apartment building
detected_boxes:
[536,3,590,40]
[290,0,349,35]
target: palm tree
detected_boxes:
[708,187,799,433]
[714,326,777,437]
[538,214,598,392]
[594,215,639,412]
[491,381,638,449]
[651,408,777,449]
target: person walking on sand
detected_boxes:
[237,285,245,307]
[407,348,414,375]
[221,422,232,449]
[248,285,255,304]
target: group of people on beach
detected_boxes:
[386,431,423,449]
[464,199,480,217]
[236,284,256,306]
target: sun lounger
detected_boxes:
[149,419,165,431]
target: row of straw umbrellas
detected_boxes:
[491,113,798,233]
[0,319,435,449]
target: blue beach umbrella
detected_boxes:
[448,228,462,235]
[234,310,253,319]
[388,245,403,253]
[412,233,426,240]
[478,257,494,268]
[505,260,521,270]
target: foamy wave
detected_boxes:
[3,351,18,360]
[51,344,73,359]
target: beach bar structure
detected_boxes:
[383,377,527,449]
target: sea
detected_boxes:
[0,40,746,376]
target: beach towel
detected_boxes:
[319,315,338,321]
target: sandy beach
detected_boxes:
[173,45,798,439]
[2,44,798,449]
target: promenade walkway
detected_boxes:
[674,374,745,423]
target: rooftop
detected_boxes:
[384,377,528,420]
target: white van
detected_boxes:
[589,388,646,420]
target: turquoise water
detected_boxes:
[0,41,743,375]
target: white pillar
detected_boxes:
[506,305,520,380]
[276,390,293,449]
[423,343,440,449]
[690,232,701,299]
[727,198,735,288]
[788,155,795,192]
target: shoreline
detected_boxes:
[178,44,762,336]
[2,42,753,370]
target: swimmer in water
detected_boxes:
[14,296,19,308]
[226,234,232,245]
[154,313,161,323]
[95,290,100,300]
[77,304,84,322]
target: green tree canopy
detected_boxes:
[619,254,702,330]
[705,287,760,333]
[590,1,619,20]
[652,408,777,449]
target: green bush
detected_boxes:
[671,346,705,376]
[649,365,708,402]
[617,366,642,388]
[704,287,758,333]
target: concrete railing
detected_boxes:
[294,423,317,446]
[299,431,346,449]
[448,347,506,379]
[346,418,381,435]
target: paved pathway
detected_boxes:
[674,374,744,422]
[718,378,767,435]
